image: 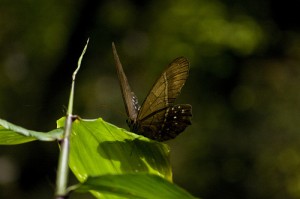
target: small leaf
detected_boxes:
[0,118,63,145]
[72,174,198,199]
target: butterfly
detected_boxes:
[112,42,192,141]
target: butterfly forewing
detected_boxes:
[137,57,190,120]
[112,43,139,120]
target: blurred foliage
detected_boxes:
[1,0,300,199]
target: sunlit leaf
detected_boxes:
[0,118,63,145]
[72,174,198,199]
[57,117,173,198]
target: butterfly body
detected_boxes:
[112,43,192,141]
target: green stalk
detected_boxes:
[55,39,89,198]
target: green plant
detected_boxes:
[0,40,197,199]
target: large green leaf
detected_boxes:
[72,174,198,199]
[57,117,174,198]
[0,118,63,145]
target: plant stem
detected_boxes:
[54,39,89,198]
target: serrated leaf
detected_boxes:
[0,118,63,145]
[72,174,198,199]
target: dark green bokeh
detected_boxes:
[1,0,300,198]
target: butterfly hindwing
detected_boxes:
[137,104,192,141]
[160,104,192,141]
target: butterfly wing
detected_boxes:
[137,57,190,119]
[134,57,192,141]
[137,104,192,141]
[112,42,139,121]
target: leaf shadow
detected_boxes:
[97,138,170,173]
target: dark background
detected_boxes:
[1,0,300,198]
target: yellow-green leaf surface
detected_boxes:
[74,174,198,199]
[0,118,63,145]
[57,117,173,198]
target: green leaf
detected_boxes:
[0,118,63,145]
[72,174,198,199]
[57,117,172,179]
[57,117,175,198]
